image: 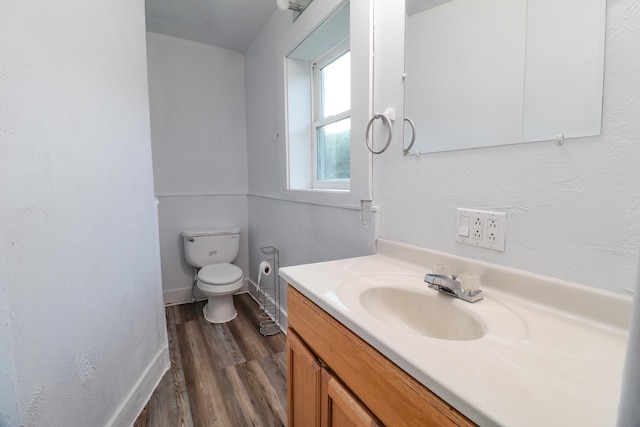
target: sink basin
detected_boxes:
[334,274,526,343]
[359,286,485,340]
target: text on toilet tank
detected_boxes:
[209,250,218,256]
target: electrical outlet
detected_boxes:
[456,208,506,252]
[471,216,483,240]
[487,219,499,242]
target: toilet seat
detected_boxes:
[197,263,244,295]
[198,263,243,285]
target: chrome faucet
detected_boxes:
[424,274,483,303]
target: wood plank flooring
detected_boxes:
[134,294,287,427]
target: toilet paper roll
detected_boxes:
[258,260,272,285]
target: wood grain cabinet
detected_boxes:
[287,285,476,427]
[287,330,322,426]
[288,329,380,427]
[321,368,382,427]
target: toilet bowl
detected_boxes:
[197,263,244,323]
[181,226,243,324]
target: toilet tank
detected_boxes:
[181,226,241,268]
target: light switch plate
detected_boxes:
[456,208,506,252]
[458,215,470,237]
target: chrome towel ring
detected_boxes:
[403,117,416,155]
[365,113,393,154]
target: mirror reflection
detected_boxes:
[404,0,606,154]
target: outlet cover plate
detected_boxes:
[456,208,506,252]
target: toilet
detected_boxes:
[181,226,244,323]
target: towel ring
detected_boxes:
[365,113,393,155]
[403,117,416,155]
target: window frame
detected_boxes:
[311,40,351,190]
[277,0,373,208]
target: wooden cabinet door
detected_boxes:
[287,329,322,427]
[321,368,381,427]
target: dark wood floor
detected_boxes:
[134,294,287,427]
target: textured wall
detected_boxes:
[245,11,296,198]
[147,33,248,196]
[373,0,640,295]
[0,0,167,425]
[0,283,19,426]
[146,33,249,302]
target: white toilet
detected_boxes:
[181,226,244,323]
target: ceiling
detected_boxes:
[145,0,278,52]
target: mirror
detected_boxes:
[404,0,606,154]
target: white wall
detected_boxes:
[0,0,168,426]
[0,283,19,426]
[245,12,291,198]
[146,33,249,303]
[371,0,640,296]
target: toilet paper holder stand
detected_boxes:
[258,246,281,336]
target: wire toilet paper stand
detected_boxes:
[258,246,281,336]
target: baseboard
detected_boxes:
[164,279,250,306]
[248,279,288,332]
[163,286,198,306]
[106,346,170,427]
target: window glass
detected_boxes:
[316,117,351,181]
[320,51,351,119]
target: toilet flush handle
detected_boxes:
[185,237,195,242]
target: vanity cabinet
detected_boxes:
[287,330,321,426]
[287,285,476,427]
[288,329,380,427]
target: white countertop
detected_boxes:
[279,239,631,427]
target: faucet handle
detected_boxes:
[433,263,451,276]
[459,272,480,293]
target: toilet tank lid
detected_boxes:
[181,226,241,237]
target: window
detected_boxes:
[280,0,372,205]
[312,45,350,189]
[284,3,352,193]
